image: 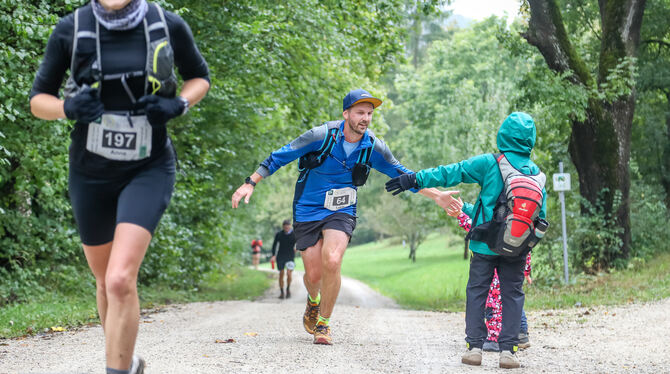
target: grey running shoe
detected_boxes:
[483,340,500,352]
[461,347,482,366]
[518,332,530,349]
[130,355,145,374]
[499,351,520,369]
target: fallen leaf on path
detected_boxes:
[244,332,258,337]
[215,339,235,343]
[0,343,8,346]
[51,326,66,332]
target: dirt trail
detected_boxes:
[1,272,668,373]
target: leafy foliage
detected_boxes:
[0,0,443,303]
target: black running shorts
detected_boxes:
[68,150,176,246]
[293,212,356,251]
[276,257,295,271]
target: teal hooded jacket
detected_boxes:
[416,112,547,256]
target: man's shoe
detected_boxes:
[130,355,145,374]
[499,351,520,369]
[286,289,291,298]
[461,347,482,366]
[303,297,320,334]
[483,340,500,352]
[279,290,285,299]
[518,332,530,349]
[313,324,332,345]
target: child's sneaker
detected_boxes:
[461,347,482,366]
[499,350,520,369]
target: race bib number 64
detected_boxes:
[324,187,357,211]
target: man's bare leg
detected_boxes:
[279,269,285,290]
[286,269,293,296]
[301,239,323,299]
[318,229,349,320]
[301,239,323,334]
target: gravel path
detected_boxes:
[1,272,668,374]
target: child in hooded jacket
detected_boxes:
[385,112,546,369]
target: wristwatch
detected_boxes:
[177,96,189,115]
[245,176,257,187]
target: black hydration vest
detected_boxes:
[297,121,375,187]
[63,2,177,103]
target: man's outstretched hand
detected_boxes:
[385,173,418,195]
[231,183,254,208]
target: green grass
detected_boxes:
[525,252,670,309]
[338,234,670,312]
[0,267,272,339]
[340,234,470,311]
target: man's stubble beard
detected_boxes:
[347,119,367,136]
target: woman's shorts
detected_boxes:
[293,212,356,251]
[68,151,176,246]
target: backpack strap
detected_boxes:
[69,6,100,82]
[356,135,375,165]
[495,153,516,186]
[464,198,485,251]
[298,121,341,172]
[145,2,169,39]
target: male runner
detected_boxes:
[271,220,297,299]
[232,89,440,345]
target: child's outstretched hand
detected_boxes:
[434,190,462,217]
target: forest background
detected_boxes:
[1,0,669,307]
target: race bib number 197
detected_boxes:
[86,114,152,161]
[324,187,357,211]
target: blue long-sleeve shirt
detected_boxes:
[256,121,414,222]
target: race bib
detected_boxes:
[324,187,357,211]
[86,114,152,161]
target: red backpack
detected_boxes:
[466,154,549,256]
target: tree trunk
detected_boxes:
[662,93,670,209]
[523,0,646,262]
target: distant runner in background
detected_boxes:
[271,220,297,299]
[251,238,263,270]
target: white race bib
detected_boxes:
[86,114,152,161]
[324,187,357,211]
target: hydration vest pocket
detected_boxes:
[148,37,177,97]
[501,215,532,247]
[352,162,371,186]
[298,151,324,171]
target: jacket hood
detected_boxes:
[496,112,536,156]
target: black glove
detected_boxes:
[63,87,104,123]
[385,173,418,195]
[137,95,186,127]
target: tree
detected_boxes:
[367,192,442,262]
[522,0,646,263]
[637,0,670,209]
